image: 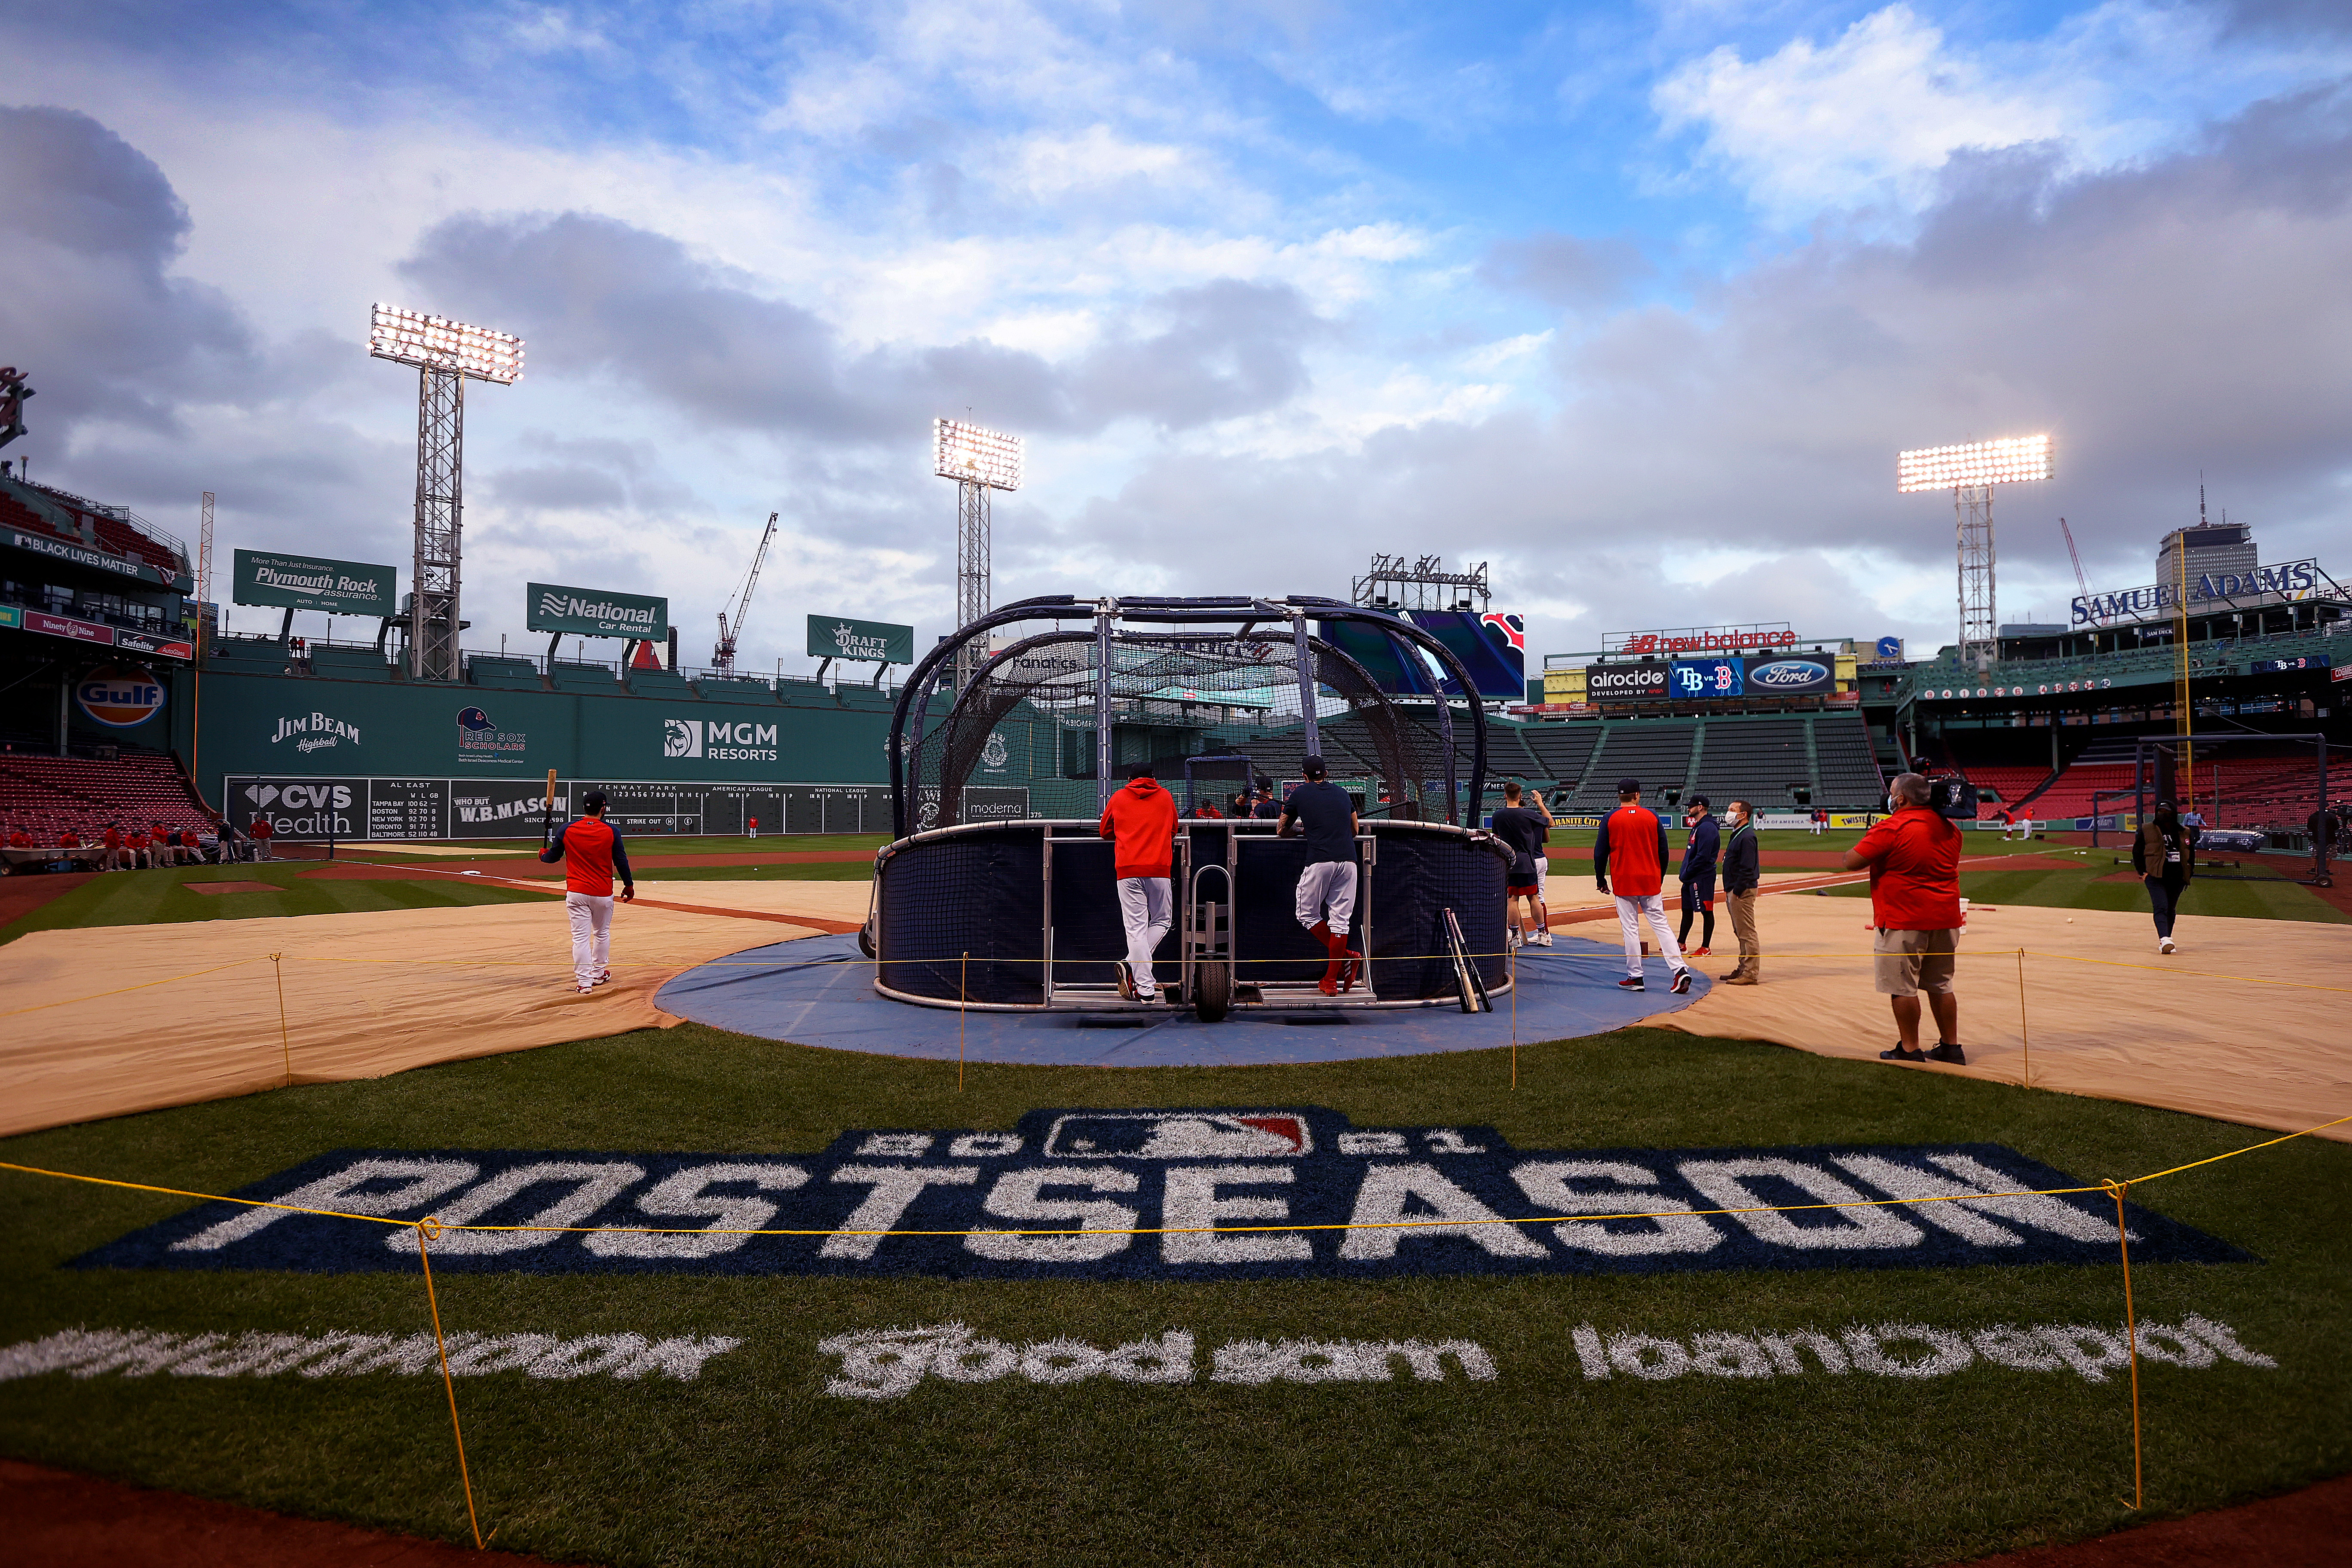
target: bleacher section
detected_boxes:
[1813,715,1886,807]
[1510,725,1602,790]
[205,636,296,672]
[696,676,776,701]
[549,661,622,695]
[308,644,395,682]
[625,669,698,698]
[0,752,214,842]
[1571,725,1697,808]
[467,656,548,692]
[1954,765,2051,816]
[1688,718,1810,809]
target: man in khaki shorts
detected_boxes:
[1843,773,1965,1065]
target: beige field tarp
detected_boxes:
[2,872,2344,1145]
[0,881,866,1139]
[1654,892,2352,1142]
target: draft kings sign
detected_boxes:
[82,1109,2245,1281]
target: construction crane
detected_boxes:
[2058,517,2093,620]
[712,511,778,676]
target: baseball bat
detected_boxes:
[543,768,558,849]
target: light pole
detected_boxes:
[934,418,1022,690]
[369,305,524,681]
[1898,434,2051,671]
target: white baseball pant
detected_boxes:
[1117,876,1172,996]
[1614,893,1684,977]
[567,891,614,986]
[1295,860,1357,937]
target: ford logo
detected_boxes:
[1749,659,1828,687]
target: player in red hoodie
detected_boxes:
[1099,763,1178,1002]
[540,789,636,992]
[1592,777,1693,995]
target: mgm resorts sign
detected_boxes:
[529,582,668,640]
[79,1107,2243,1282]
[2072,559,2320,626]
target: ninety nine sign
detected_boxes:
[232,550,397,616]
[79,1107,2243,1281]
[808,614,914,665]
[528,582,668,640]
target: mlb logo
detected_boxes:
[1044,1112,1313,1159]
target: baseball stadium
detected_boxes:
[3,410,2349,1568]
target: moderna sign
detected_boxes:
[77,1108,2247,1281]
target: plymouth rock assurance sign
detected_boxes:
[81,1109,2244,1280]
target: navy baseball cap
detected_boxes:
[1616,777,1642,794]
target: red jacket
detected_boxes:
[1099,778,1177,880]
[1852,804,1963,930]
[541,815,634,897]
[1593,804,1668,897]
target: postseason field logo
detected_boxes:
[80,1109,2247,1282]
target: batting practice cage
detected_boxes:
[870,594,1513,1020]
[2132,732,2344,885]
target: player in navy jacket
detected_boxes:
[1677,797,1720,956]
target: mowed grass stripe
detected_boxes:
[1820,864,2346,923]
[0,866,549,945]
[0,1020,2346,1567]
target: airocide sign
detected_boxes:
[808,614,914,665]
[529,582,668,640]
[232,550,397,616]
[1584,663,1667,700]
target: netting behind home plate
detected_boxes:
[909,629,1458,831]
[2132,733,2343,880]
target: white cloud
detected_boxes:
[1654,4,2077,219]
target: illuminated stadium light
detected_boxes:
[368,303,525,384]
[934,418,1023,491]
[1896,434,2051,493]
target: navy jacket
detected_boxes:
[1679,815,1720,882]
[1720,820,1760,893]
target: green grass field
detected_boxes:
[0,865,549,946]
[2,1022,2346,1568]
[1820,863,2346,923]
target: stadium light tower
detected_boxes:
[370,304,524,681]
[1898,434,2051,670]
[934,418,1022,688]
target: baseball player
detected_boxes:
[540,789,636,993]
[1593,778,1693,995]
[1278,756,1360,994]
[1099,762,1179,1001]
[1489,781,1548,948]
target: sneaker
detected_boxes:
[1506,928,1522,949]
[1669,968,1693,995]
[1337,953,1361,993]
[1319,974,1340,997]
[2159,937,2176,955]
[592,971,611,986]
[1687,946,1710,957]
[1879,1044,1926,1063]
[574,983,596,995]
[1115,962,1136,1001]
[1925,1042,1967,1065]
[1136,988,1161,1004]
[1617,976,1645,992]
[1533,931,1553,946]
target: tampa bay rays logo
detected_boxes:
[1480,612,1524,652]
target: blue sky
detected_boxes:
[4,0,2349,670]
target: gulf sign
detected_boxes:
[75,665,166,728]
[78,1107,2245,1282]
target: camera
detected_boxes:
[1925,774,1979,821]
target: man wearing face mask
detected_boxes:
[1842,773,1964,1065]
[1717,799,1762,985]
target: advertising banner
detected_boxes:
[1744,654,1835,697]
[1670,658,1744,699]
[74,665,167,729]
[1583,662,1667,701]
[1404,609,1524,698]
[232,550,397,616]
[807,614,915,665]
[528,582,668,640]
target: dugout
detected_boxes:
[871,595,1513,1019]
